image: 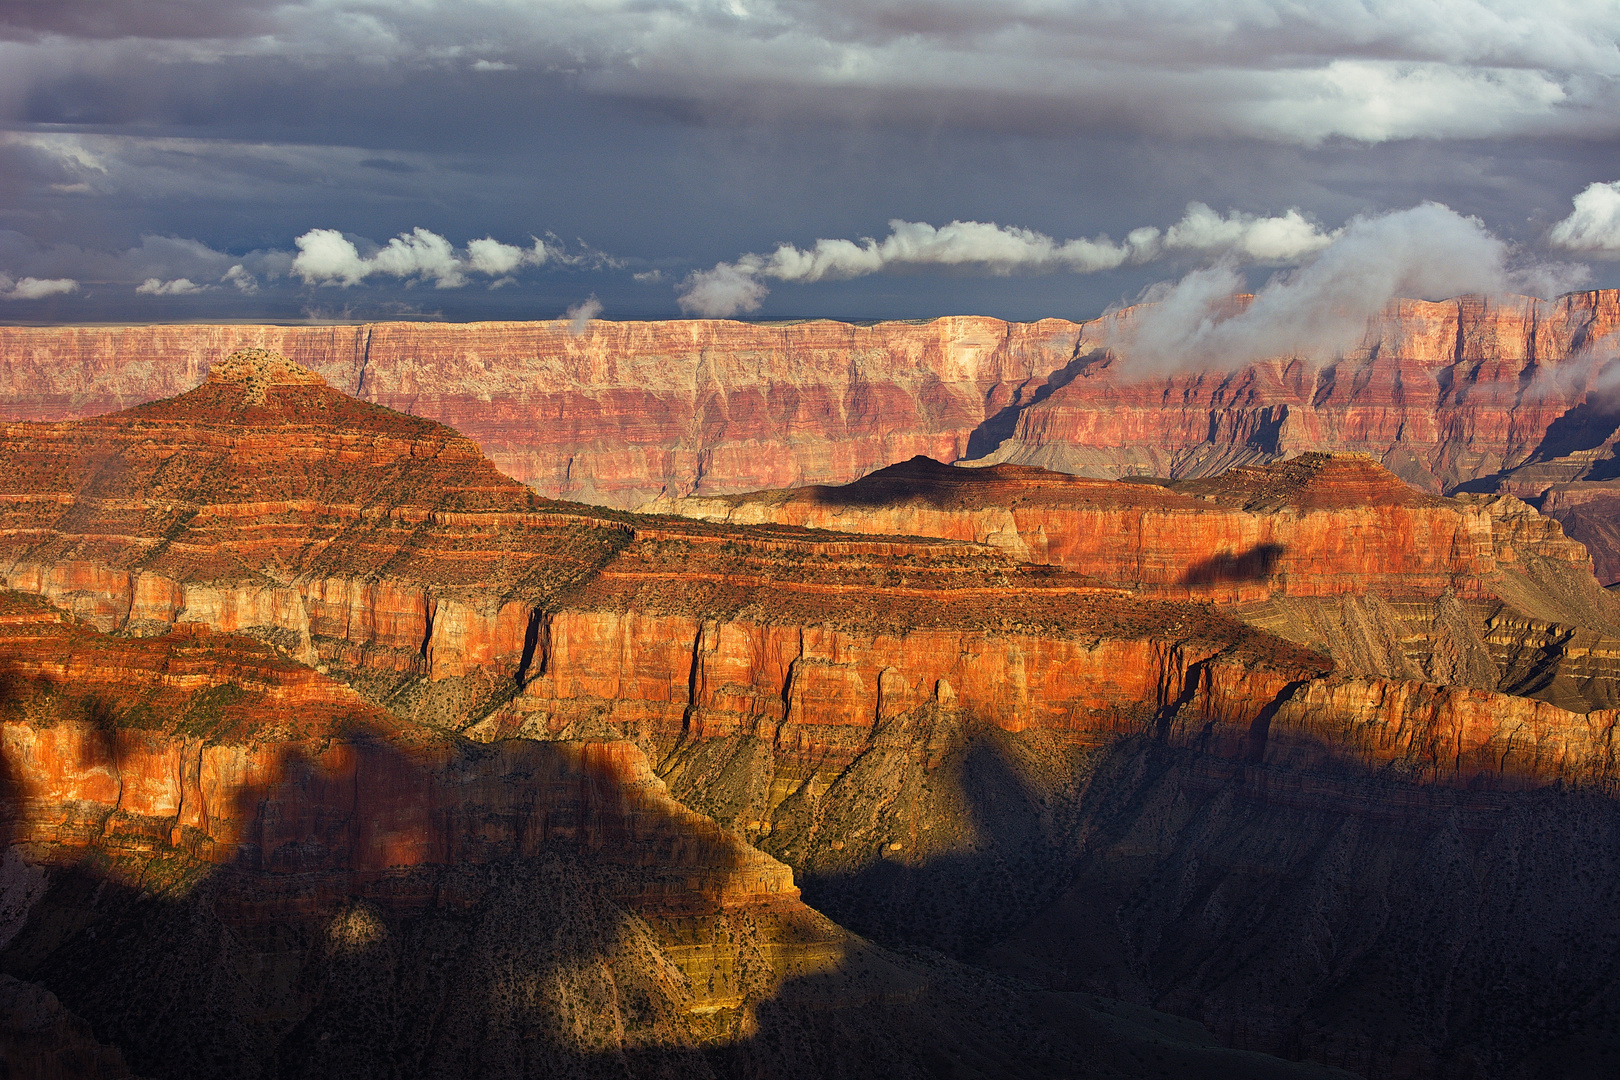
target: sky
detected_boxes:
[1,0,1619,328]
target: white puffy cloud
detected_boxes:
[1162,203,1338,263]
[0,274,79,300]
[293,227,468,289]
[467,237,547,276]
[678,261,771,318]
[136,276,208,295]
[222,264,259,293]
[293,228,611,288]
[290,229,371,286]
[676,204,1342,316]
[1550,181,1620,257]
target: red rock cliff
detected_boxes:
[2,294,1617,515]
[989,291,1620,493]
[0,317,1081,507]
[666,452,1600,605]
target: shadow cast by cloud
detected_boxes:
[1180,542,1285,586]
[783,717,1620,1080]
[1,697,1321,1080]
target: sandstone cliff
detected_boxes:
[0,317,1082,508]
[1,293,1614,519]
[0,592,1352,1079]
[667,452,1620,714]
[981,291,1620,489]
[6,349,1620,1078]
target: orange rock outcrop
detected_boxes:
[0,294,1615,512]
[6,349,1620,1078]
[3,352,1618,795]
[0,593,792,910]
[666,452,1594,603]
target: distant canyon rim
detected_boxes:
[3,290,1619,578]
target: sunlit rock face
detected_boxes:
[6,348,1620,1077]
[0,594,892,1076]
[6,293,1620,574]
[0,592,1345,1079]
[0,292,1611,509]
[982,291,1620,487]
[0,317,1083,507]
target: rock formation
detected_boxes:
[0,293,1611,514]
[7,292,1620,578]
[4,348,1620,1077]
[667,452,1620,714]
[0,579,1345,1078]
[0,318,1082,508]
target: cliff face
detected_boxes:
[0,350,641,729]
[0,591,794,906]
[667,452,1620,717]
[986,292,1620,488]
[668,453,1521,602]
[8,349,1620,1078]
[0,593,1353,1080]
[0,592,871,1073]
[2,294,1613,516]
[7,295,1620,570]
[0,317,1082,508]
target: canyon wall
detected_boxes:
[985,292,1620,491]
[7,350,1620,1077]
[0,317,1081,507]
[2,292,1617,520]
[0,597,1349,1080]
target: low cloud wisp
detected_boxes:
[565,295,603,335]
[0,274,78,301]
[291,228,617,290]
[1105,202,1588,375]
[136,277,208,296]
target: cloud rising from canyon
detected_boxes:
[1104,203,1590,376]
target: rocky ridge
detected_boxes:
[667,452,1620,714]
[3,351,1620,1076]
[0,448,1355,1075]
[7,293,1620,574]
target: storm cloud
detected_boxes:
[0,2,1616,323]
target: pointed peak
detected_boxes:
[207,349,326,404]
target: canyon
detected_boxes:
[2,591,1343,1080]
[1,347,1619,1077]
[2,293,1619,580]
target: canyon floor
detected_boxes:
[2,345,1620,1079]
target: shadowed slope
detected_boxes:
[0,592,1352,1080]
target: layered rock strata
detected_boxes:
[1,292,1615,520]
[0,592,861,1071]
[0,594,1351,1079]
[0,317,1083,507]
[980,291,1620,491]
[667,452,1620,712]
[6,350,1620,1077]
